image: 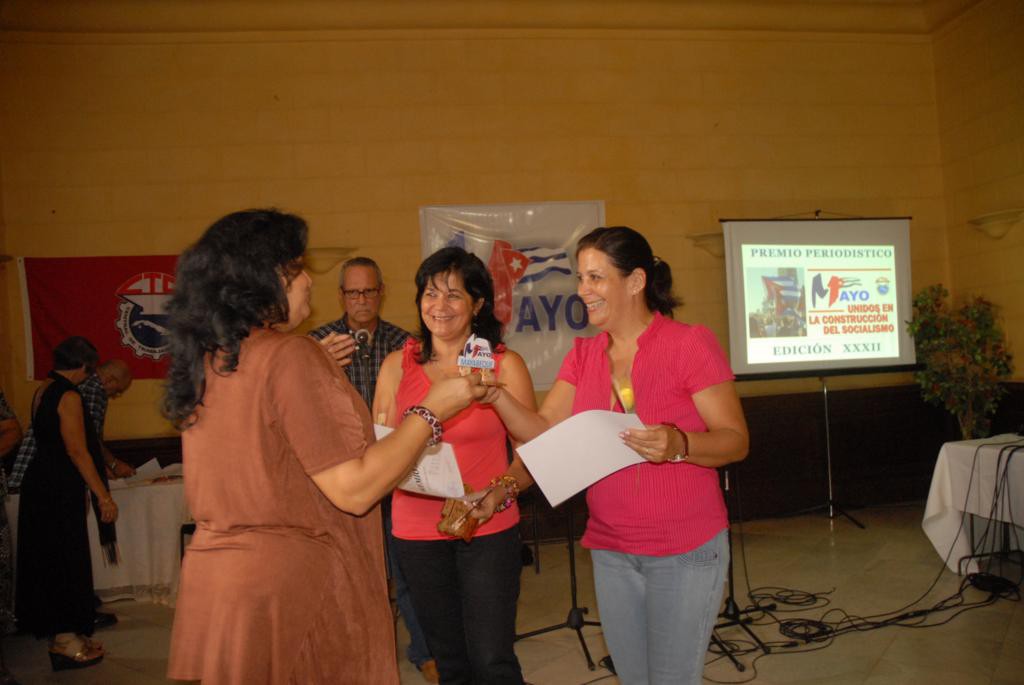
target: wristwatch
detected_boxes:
[661,423,689,463]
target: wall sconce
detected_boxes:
[305,247,356,274]
[686,232,725,258]
[968,209,1023,239]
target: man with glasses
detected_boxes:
[310,257,411,411]
[309,257,438,683]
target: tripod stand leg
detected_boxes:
[710,632,745,672]
[574,628,597,671]
[828,500,865,529]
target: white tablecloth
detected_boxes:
[6,478,189,605]
[922,434,1024,573]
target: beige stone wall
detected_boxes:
[934,0,1024,367]
[0,6,966,436]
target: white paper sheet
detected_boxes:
[373,424,465,499]
[517,410,646,507]
[109,458,183,489]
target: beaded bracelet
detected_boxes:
[489,474,520,513]
[403,405,443,446]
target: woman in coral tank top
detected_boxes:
[374,247,536,685]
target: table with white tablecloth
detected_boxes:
[922,434,1024,574]
[6,478,189,605]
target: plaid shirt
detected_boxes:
[0,391,13,422]
[8,374,107,489]
[0,391,13,498]
[308,316,411,411]
[0,389,13,497]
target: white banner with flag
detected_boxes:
[419,201,605,389]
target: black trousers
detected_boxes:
[393,527,524,685]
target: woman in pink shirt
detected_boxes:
[483,226,749,685]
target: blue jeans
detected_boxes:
[385,505,433,668]
[393,527,524,685]
[591,529,729,685]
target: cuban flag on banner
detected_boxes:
[19,256,178,380]
[487,240,531,326]
[447,231,531,325]
[421,202,604,390]
[761,275,802,316]
[518,247,574,284]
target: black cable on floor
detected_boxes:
[704,439,1024,681]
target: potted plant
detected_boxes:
[907,284,1013,439]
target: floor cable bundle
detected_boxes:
[704,443,1023,683]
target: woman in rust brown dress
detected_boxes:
[164,209,484,684]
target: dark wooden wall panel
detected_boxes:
[992,382,1024,436]
[108,436,181,468]
[732,384,953,520]
[729,389,829,519]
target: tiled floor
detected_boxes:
[3,503,1021,684]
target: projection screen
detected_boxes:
[722,218,917,379]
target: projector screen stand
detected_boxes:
[818,377,865,529]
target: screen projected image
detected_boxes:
[743,245,897,365]
[722,219,915,378]
[745,267,806,339]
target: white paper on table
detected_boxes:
[109,458,183,489]
[517,410,646,507]
[157,462,183,478]
[373,424,465,499]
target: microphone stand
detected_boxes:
[514,502,602,670]
[713,468,771,671]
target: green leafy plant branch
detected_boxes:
[907,284,1013,439]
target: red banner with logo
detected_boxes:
[20,256,178,380]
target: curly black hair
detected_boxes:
[162,208,307,428]
[414,247,503,364]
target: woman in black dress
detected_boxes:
[15,337,119,671]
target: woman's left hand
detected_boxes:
[466,487,503,524]
[620,424,681,463]
[98,496,119,523]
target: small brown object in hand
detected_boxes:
[437,485,480,542]
[457,366,503,387]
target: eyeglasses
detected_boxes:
[342,287,381,300]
